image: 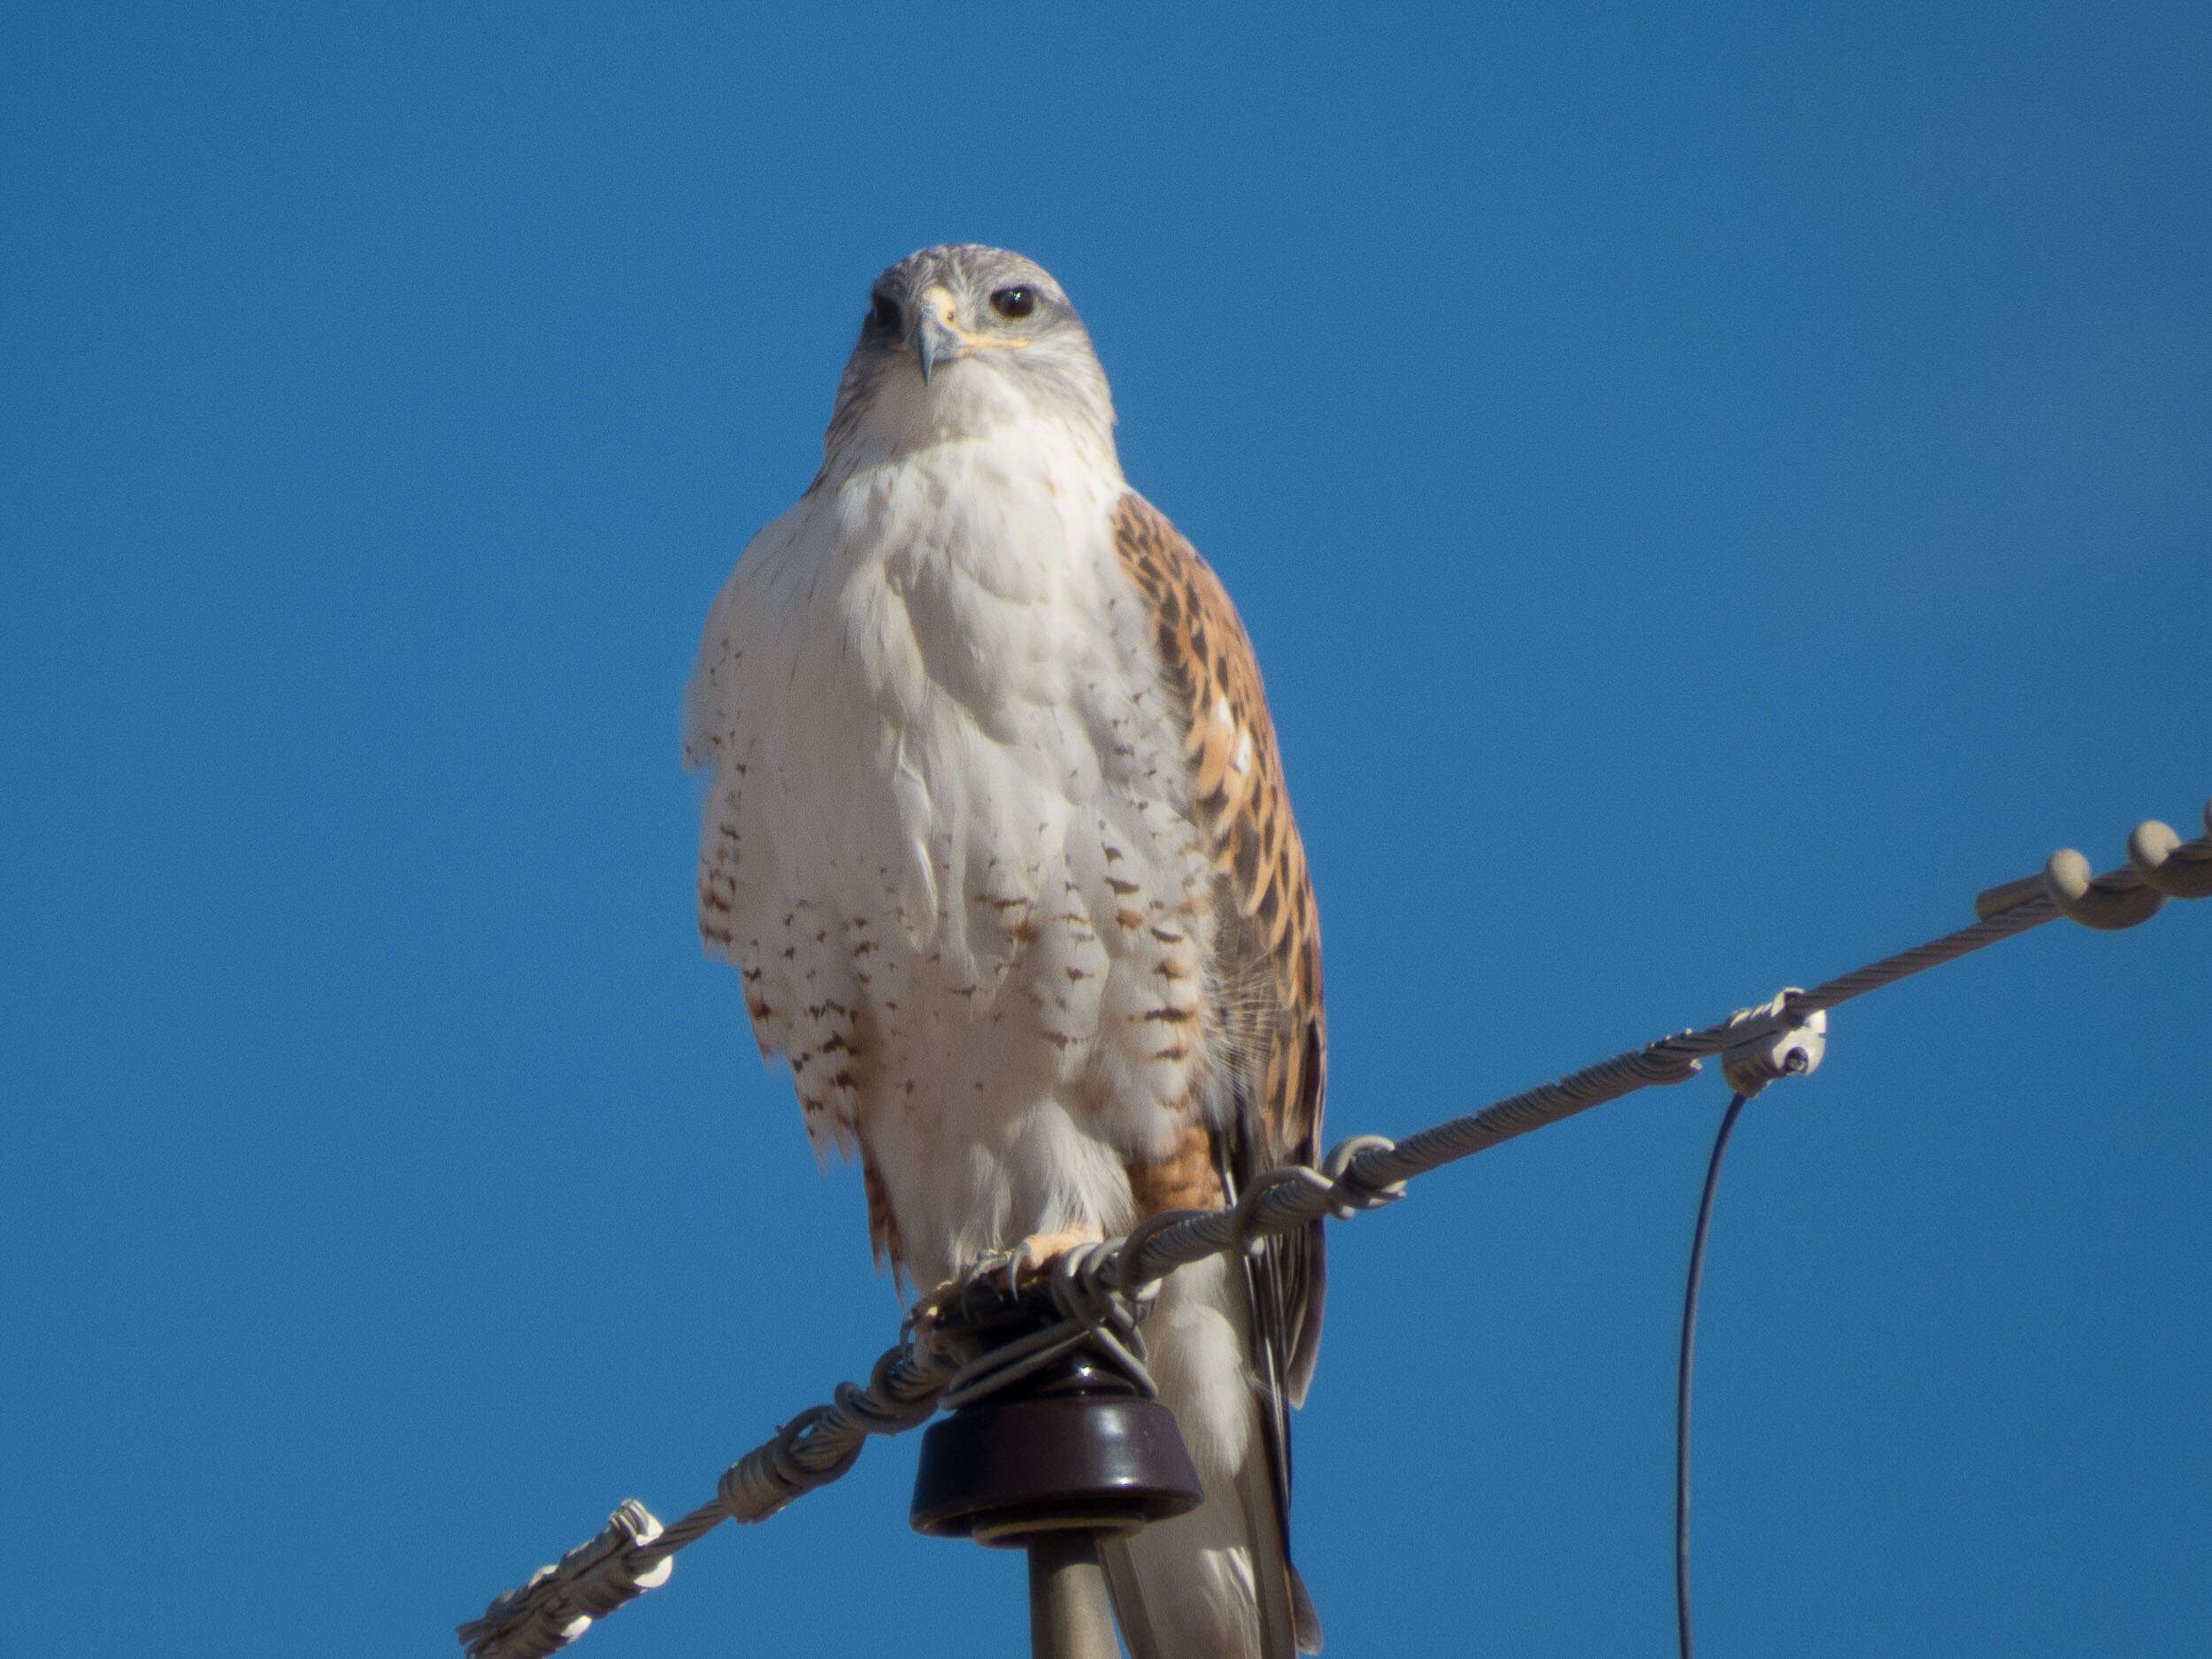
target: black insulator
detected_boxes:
[910,1331,1203,1548]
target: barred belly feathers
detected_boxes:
[685,245,1325,1657]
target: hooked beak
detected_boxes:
[909,285,967,384]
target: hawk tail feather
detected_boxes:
[1098,1259,1319,1657]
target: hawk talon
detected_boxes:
[955,1229,1111,1305]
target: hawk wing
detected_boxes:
[1112,493,1326,1647]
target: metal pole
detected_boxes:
[1026,1530,1120,1659]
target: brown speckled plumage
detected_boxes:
[1113,490,1326,1203]
[1110,493,1328,1651]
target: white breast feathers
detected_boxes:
[684,421,1217,1287]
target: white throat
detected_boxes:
[836,355,1118,479]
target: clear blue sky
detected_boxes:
[4,4,2208,1655]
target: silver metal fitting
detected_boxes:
[1718,989,1827,1097]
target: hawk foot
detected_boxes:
[1010,1226,1105,1280]
[959,1226,1108,1301]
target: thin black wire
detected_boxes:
[1677,1090,1749,1659]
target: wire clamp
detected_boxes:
[1718,989,1826,1097]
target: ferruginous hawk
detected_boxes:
[685,244,1325,1657]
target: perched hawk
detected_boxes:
[685,244,1325,1657]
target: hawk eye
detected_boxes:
[869,295,902,333]
[989,286,1036,320]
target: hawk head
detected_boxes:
[823,244,1117,458]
